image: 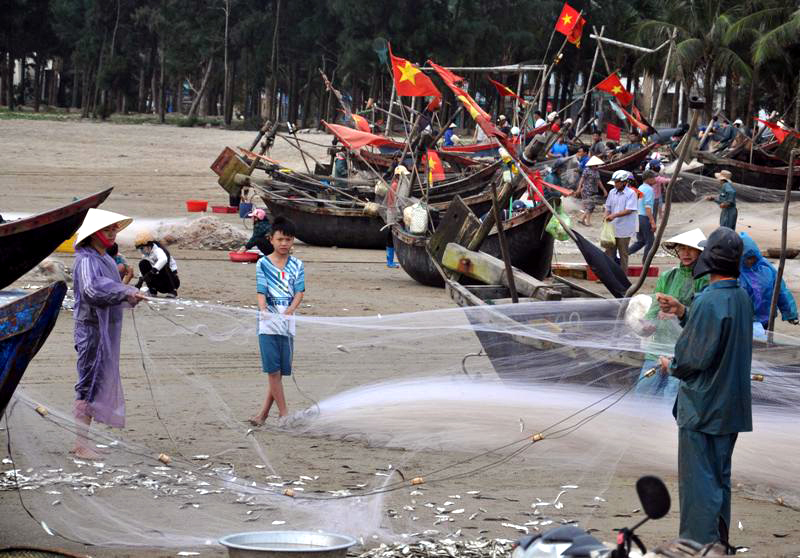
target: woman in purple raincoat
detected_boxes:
[71,208,145,458]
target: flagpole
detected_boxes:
[385,82,397,136]
[533,10,583,112]
[575,25,604,132]
[651,28,678,125]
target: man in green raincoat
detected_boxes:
[705,170,737,230]
[657,227,753,548]
[635,228,709,398]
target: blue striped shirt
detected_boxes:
[256,255,305,336]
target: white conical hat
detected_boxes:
[585,155,604,167]
[663,228,706,252]
[74,208,133,247]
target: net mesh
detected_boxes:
[3,295,799,547]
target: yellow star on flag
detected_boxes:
[562,14,572,25]
[429,157,438,170]
[458,96,480,120]
[611,85,622,94]
[397,61,420,85]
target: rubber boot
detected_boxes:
[386,247,399,268]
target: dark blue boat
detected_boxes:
[0,282,68,416]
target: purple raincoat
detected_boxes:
[72,245,136,428]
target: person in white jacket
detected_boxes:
[134,230,180,297]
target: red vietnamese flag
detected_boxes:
[606,123,621,142]
[596,73,634,106]
[322,121,402,150]
[351,113,370,132]
[425,150,445,182]
[390,46,440,98]
[428,59,509,150]
[757,119,798,143]
[554,3,585,47]
[487,77,526,104]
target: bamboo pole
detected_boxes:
[490,181,518,303]
[385,82,396,135]
[625,100,703,297]
[533,15,581,111]
[576,25,604,132]
[651,29,678,124]
[767,147,798,335]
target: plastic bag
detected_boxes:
[600,220,616,249]
[545,208,571,241]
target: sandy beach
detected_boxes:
[1,119,798,556]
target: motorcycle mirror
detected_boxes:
[636,475,671,520]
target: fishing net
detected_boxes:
[2,293,799,548]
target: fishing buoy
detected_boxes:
[35,405,49,417]
[158,453,172,465]
[410,477,425,486]
[284,488,295,497]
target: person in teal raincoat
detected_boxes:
[635,228,709,398]
[705,170,737,229]
[656,227,753,548]
[739,231,798,329]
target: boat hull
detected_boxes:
[0,282,68,416]
[392,204,554,288]
[0,188,112,290]
[263,197,387,249]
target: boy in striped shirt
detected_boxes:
[249,217,305,426]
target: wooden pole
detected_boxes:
[767,147,798,334]
[385,82,396,136]
[513,72,524,127]
[651,29,678,124]
[490,181,518,303]
[576,25,604,132]
[534,15,581,110]
[625,101,703,297]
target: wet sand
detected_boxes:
[1,119,798,556]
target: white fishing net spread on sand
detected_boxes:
[2,296,799,547]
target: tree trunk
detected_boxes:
[300,64,314,128]
[159,46,165,123]
[224,59,235,124]
[137,63,146,113]
[702,66,715,121]
[222,0,231,126]
[745,66,758,128]
[187,58,214,119]
[81,67,92,117]
[795,74,800,130]
[33,59,42,112]
[3,54,13,110]
[267,0,281,121]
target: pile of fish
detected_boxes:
[353,537,515,558]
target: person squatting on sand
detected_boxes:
[657,227,753,549]
[71,208,146,459]
[134,230,180,297]
[249,216,305,427]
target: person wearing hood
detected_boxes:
[71,208,146,458]
[239,207,273,256]
[635,229,709,397]
[705,170,737,230]
[738,232,798,329]
[656,227,753,549]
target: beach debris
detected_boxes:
[35,405,49,417]
[160,216,248,251]
[158,453,172,465]
[502,522,529,534]
[177,552,200,556]
[336,345,350,353]
[355,538,514,558]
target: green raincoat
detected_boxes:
[715,181,737,230]
[668,279,753,545]
[636,266,709,397]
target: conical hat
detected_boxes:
[74,208,133,247]
[663,228,706,253]
[585,155,604,167]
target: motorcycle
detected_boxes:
[510,476,729,557]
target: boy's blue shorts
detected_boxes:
[258,334,293,376]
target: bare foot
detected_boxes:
[71,446,103,460]
[248,416,266,427]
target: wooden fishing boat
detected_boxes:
[597,143,658,178]
[0,188,112,290]
[262,195,387,249]
[444,271,798,403]
[0,282,68,416]
[696,151,800,190]
[392,203,553,288]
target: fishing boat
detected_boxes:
[443,264,798,404]
[0,188,113,290]
[262,195,387,249]
[0,282,68,416]
[596,143,658,178]
[392,203,553,288]
[696,151,800,190]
